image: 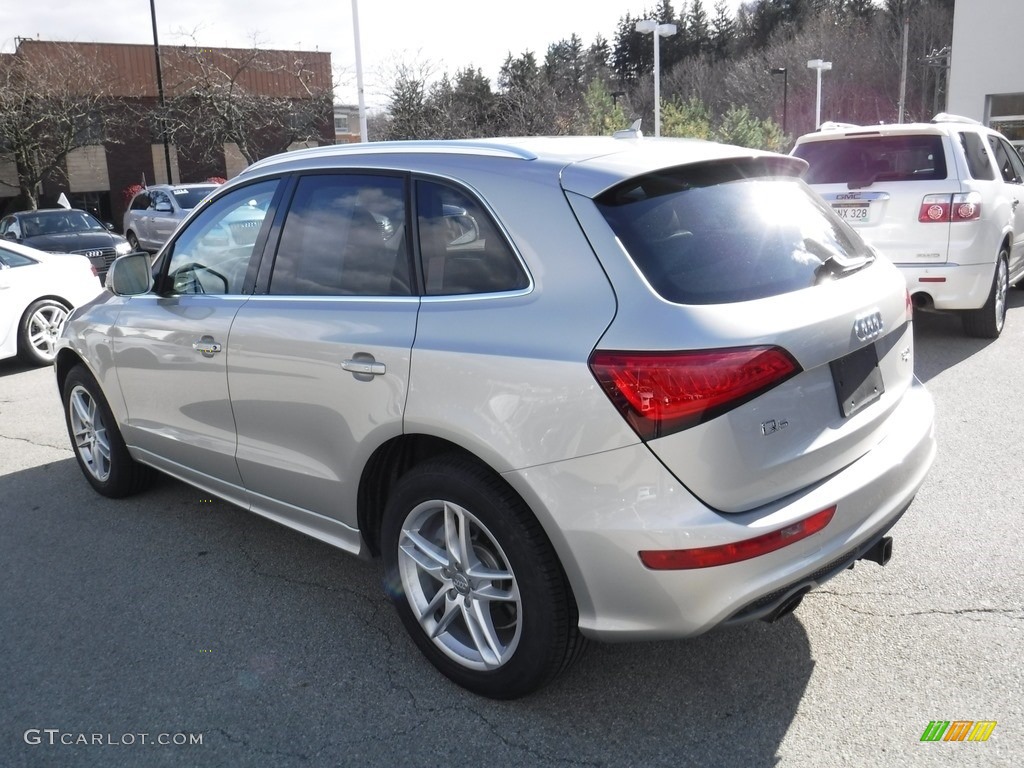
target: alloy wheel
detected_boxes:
[397,500,522,671]
[27,303,69,362]
[68,385,112,482]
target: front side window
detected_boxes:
[150,191,172,212]
[416,180,528,295]
[164,180,279,295]
[990,137,1024,184]
[596,164,874,305]
[794,135,947,184]
[269,174,410,296]
[1003,139,1024,182]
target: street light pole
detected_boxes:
[771,67,788,134]
[636,20,677,137]
[351,0,368,142]
[807,59,833,129]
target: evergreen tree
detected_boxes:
[710,0,736,59]
[688,0,712,57]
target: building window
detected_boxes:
[334,114,349,133]
[988,93,1024,159]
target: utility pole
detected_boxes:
[897,12,910,123]
[149,0,174,184]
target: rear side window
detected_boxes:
[595,166,873,305]
[959,132,995,180]
[416,180,528,296]
[794,135,947,184]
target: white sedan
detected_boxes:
[0,241,103,366]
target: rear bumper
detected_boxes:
[897,261,994,310]
[504,378,935,641]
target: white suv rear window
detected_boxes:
[794,135,947,185]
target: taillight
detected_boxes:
[589,346,801,440]
[639,506,836,569]
[918,192,982,222]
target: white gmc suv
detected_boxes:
[793,114,1024,337]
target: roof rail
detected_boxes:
[931,112,981,125]
[243,140,538,175]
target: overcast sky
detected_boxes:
[1,0,745,108]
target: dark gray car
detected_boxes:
[0,208,131,278]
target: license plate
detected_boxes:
[832,203,870,222]
[830,343,884,418]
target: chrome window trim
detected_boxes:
[242,294,421,304]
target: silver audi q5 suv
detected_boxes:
[56,136,936,698]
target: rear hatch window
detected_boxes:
[794,134,947,185]
[595,163,873,305]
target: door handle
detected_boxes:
[192,336,223,357]
[1013,198,1020,211]
[342,358,385,376]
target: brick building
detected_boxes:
[0,39,334,227]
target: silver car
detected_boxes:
[122,183,220,253]
[56,137,936,698]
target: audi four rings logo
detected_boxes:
[85,250,102,258]
[854,311,884,342]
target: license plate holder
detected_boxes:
[832,203,870,223]
[831,343,884,418]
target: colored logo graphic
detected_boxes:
[920,721,997,742]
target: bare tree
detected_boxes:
[155,39,332,169]
[0,42,123,209]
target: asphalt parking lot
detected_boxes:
[1,299,1022,767]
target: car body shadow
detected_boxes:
[912,289,1024,383]
[1,458,810,767]
[0,358,46,378]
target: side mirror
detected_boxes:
[104,222,116,231]
[155,202,173,213]
[106,251,154,296]
[2,231,17,241]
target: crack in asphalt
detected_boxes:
[808,593,1022,622]
[458,706,605,768]
[0,432,71,452]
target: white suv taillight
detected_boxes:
[918,192,982,223]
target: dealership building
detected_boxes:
[947,0,1024,153]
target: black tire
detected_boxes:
[62,365,154,498]
[962,250,1009,339]
[125,230,140,252]
[18,299,70,366]
[381,455,586,699]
